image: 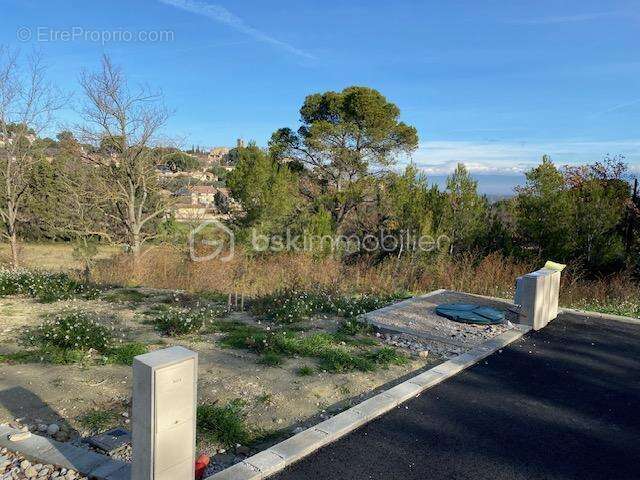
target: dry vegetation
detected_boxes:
[2,243,638,318]
[87,246,640,318]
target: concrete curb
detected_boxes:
[559,307,640,325]
[0,425,130,479]
[206,324,531,480]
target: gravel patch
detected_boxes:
[0,446,87,480]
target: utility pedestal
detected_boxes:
[132,346,197,480]
[514,268,561,330]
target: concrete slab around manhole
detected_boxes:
[85,427,131,454]
[365,290,516,350]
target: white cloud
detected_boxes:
[158,0,315,60]
[408,140,640,175]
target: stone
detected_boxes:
[235,445,250,455]
[37,425,47,433]
[418,350,429,358]
[20,460,31,470]
[24,466,38,478]
[46,424,60,436]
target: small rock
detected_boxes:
[9,431,31,442]
[418,350,429,358]
[54,431,69,442]
[47,424,60,435]
[20,460,31,470]
[37,424,48,433]
[24,466,38,478]
[235,445,250,455]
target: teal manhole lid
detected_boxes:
[435,303,505,325]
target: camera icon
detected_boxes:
[188,219,235,262]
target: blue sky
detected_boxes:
[2,0,639,178]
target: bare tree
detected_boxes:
[76,55,172,261]
[0,48,62,266]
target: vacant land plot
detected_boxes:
[0,283,434,456]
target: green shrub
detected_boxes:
[21,310,113,352]
[153,306,221,336]
[252,288,406,323]
[197,400,249,447]
[105,342,148,365]
[0,268,98,303]
[336,319,373,336]
[252,289,317,323]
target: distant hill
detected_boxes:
[428,173,526,198]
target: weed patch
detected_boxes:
[0,268,99,303]
[15,309,146,365]
[104,342,148,365]
[103,288,149,304]
[21,309,113,352]
[220,324,405,373]
[297,365,314,376]
[252,288,406,323]
[152,306,223,336]
[78,409,119,433]
[197,400,249,447]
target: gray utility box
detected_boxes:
[132,346,197,480]
[514,268,561,330]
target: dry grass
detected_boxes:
[4,243,638,318]
[0,243,118,271]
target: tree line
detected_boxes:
[1,48,638,277]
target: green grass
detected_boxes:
[78,409,119,433]
[255,393,273,404]
[0,348,87,365]
[219,323,405,373]
[2,342,148,366]
[258,352,283,366]
[103,288,150,304]
[570,299,640,319]
[104,342,148,365]
[297,365,314,376]
[197,400,249,447]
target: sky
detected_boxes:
[2,0,639,191]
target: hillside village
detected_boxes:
[158,140,245,222]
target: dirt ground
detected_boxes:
[0,289,433,451]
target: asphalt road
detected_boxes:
[272,313,640,480]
